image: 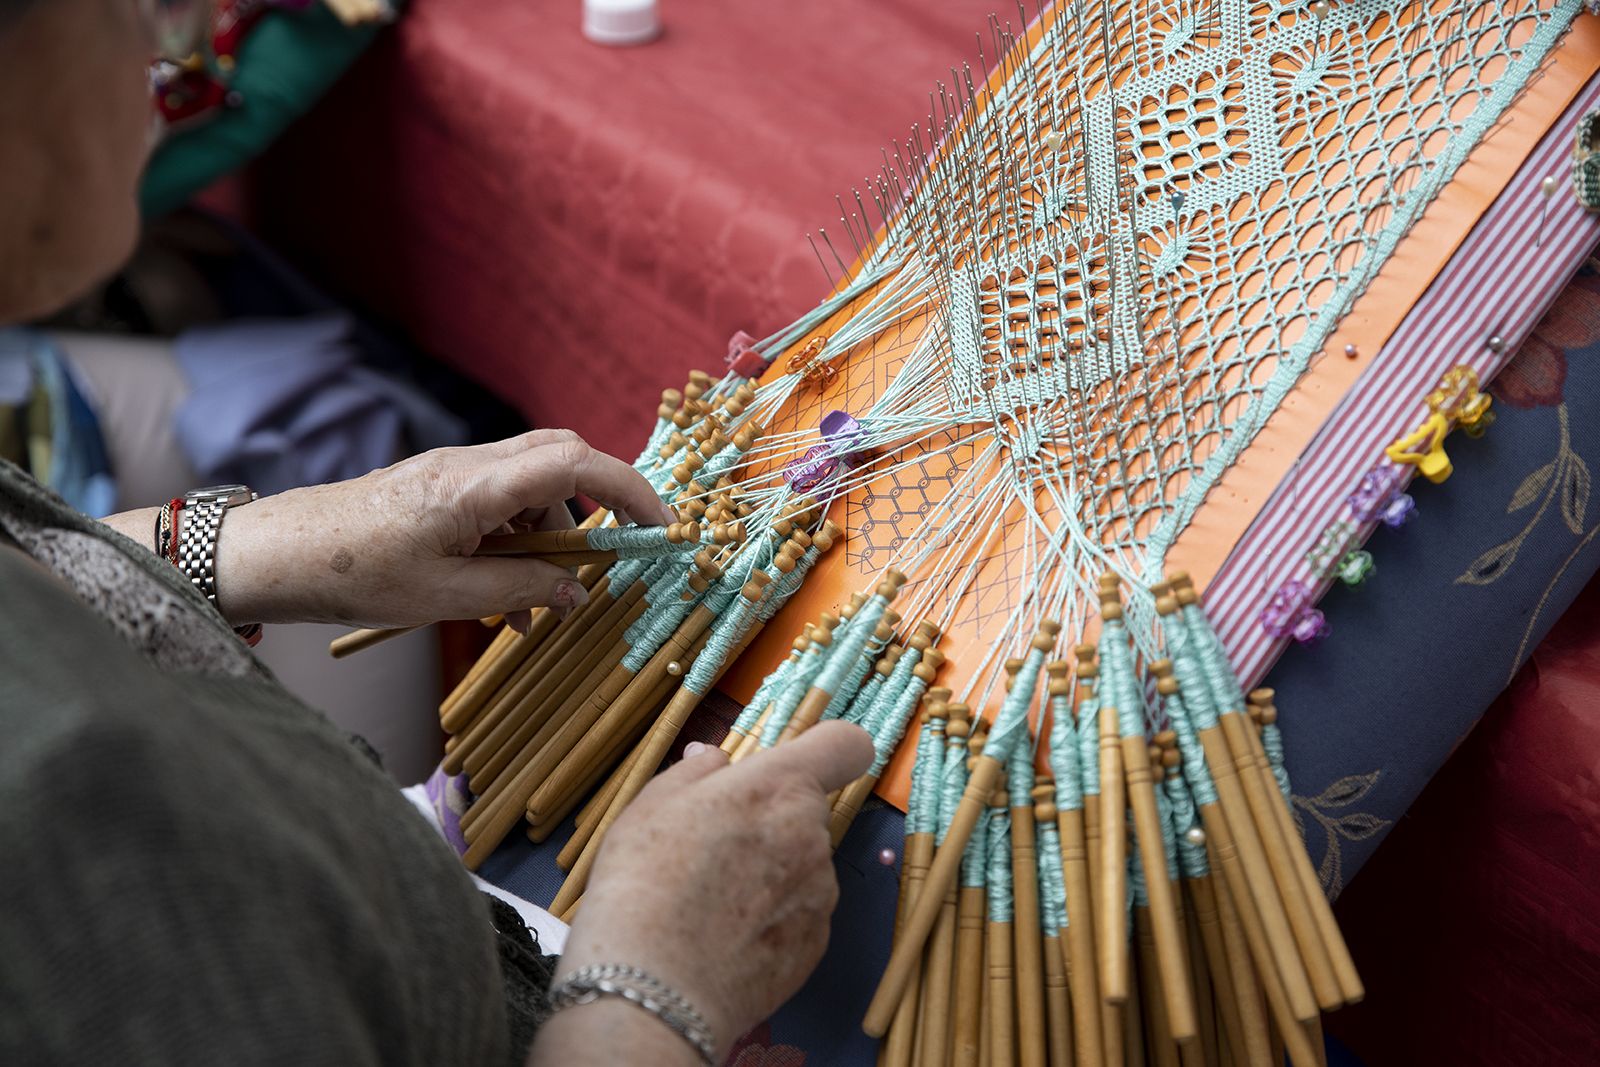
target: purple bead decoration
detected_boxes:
[1347,465,1405,523]
[1261,579,1331,643]
[1379,493,1416,528]
[1259,580,1313,639]
[1291,609,1331,645]
[878,848,898,867]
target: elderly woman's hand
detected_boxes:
[211,430,673,630]
[535,722,875,1064]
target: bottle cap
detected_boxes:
[583,0,661,46]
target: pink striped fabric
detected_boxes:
[1204,72,1600,687]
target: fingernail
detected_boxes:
[553,580,588,611]
[614,508,634,526]
[684,741,708,759]
[658,503,677,525]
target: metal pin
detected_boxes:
[1539,174,1558,247]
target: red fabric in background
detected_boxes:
[253,0,997,457]
[1331,567,1600,1064]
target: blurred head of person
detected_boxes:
[0,0,211,323]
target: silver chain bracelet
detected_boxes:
[546,963,717,1065]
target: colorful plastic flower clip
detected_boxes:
[1378,493,1415,528]
[1429,365,1494,437]
[1347,466,1404,523]
[1260,579,1329,644]
[1335,549,1374,587]
[1385,412,1453,483]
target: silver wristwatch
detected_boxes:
[178,483,257,608]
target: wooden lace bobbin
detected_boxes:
[1186,868,1270,1067]
[1135,902,1179,1067]
[1146,656,1319,1067]
[1197,675,1342,1014]
[444,563,630,775]
[574,570,774,854]
[545,587,746,907]
[1033,782,1074,1067]
[1096,644,1129,1004]
[548,729,643,863]
[825,642,907,835]
[441,624,518,714]
[461,565,722,872]
[441,588,585,733]
[880,687,952,1067]
[716,551,811,757]
[742,609,842,758]
[1102,577,1197,1043]
[328,624,421,659]
[1001,663,1048,1067]
[461,579,650,806]
[1150,593,1317,1029]
[465,582,652,797]
[553,724,655,864]
[952,722,991,1067]
[1072,647,1124,1067]
[469,615,653,838]
[509,624,710,866]
[918,701,971,1067]
[1046,657,1106,1067]
[862,623,1059,1039]
[778,570,909,744]
[528,655,679,845]
[986,782,1016,1067]
[1245,687,1363,1008]
[1152,733,1223,1067]
[521,560,765,823]
[530,707,653,855]
[440,557,609,737]
[830,636,944,847]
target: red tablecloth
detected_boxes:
[1330,566,1600,1064]
[255,0,997,458]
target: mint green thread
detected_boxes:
[1262,721,1292,802]
[1158,680,1217,808]
[1077,680,1101,799]
[906,720,939,836]
[1164,771,1209,879]
[987,807,1013,924]
[962,790,990,889]
[589,526,699,559]
[937,725,968,844]
[871,675,930,777]
[1038,820,1067,934]
[816,595,888,696]
[1007,741,1035,813]
[1047,694,1083,811]
[758,642,830,747]
[1159,610,1220,733]
[982,645,1046,763]
[1182,601,1247,717]
[1155,774,1180,884]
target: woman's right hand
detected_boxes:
[543,722,873,1061]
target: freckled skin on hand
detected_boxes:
[329,548,355,575]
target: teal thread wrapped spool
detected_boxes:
[862,621,1059,1039]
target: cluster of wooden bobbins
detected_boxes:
[863,574,1362,1067]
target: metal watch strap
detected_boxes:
[546,963,716,1065]
[177,486,254,608]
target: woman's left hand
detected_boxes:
[210,429,673,631]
